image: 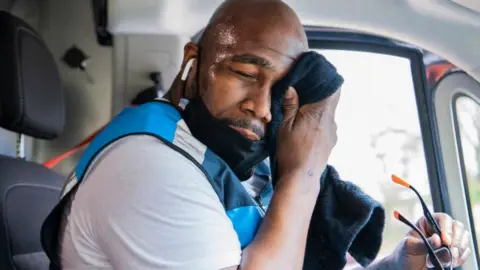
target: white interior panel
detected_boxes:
[451,0,480,14]
[108,0,480,82]
[34,0,113,175]
[112,34,190,115]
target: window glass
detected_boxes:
[313,49,433,263]
[456,96,480,248]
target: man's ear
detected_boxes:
[182,42,198,77]
[167,42,199,105]
[183,42,198,63]
[181,42,199,99]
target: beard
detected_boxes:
[218,117,265,140]
[182,96,269,180]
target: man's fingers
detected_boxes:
[452,228,472,267]
[437,213,454,245]
[405,234,442,255]
[450,221,466,267]
[451,247,460,266]
[281,87,299,131]
[299,89,342,120]
[328,88,341,109]
[459,248,471,264]
[460,230,471,251]
[452,220,465,247]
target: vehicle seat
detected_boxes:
[0,11,65,270]
[0,0,11,11]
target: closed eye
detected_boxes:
[231,69,257,80]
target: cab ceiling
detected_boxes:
[109,0,480,82]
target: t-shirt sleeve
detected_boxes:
[72,135,242,270]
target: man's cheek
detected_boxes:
[208,81,246,116]
[210,72,243,97]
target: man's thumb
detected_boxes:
[404,234,442,256]
[281,87,299,131]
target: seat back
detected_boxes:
[0,0,11,11]
[0,11,66,270]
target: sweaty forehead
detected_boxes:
[202,1,307,65]
[223,22,304,58]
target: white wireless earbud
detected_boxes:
[181,58,195,81]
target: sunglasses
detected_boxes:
[391,174,453,270]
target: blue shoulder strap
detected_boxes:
[75,101,181,180]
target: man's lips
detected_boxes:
[229,126,261,141]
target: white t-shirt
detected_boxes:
[60,135,268,270]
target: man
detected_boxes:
[50,0,471,269]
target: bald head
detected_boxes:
[173,0,307,142]
[200,0,308,53]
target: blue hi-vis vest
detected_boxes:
[61,100,274,248]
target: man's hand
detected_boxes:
[234,87,341,270]
[276,87,341,183]
[390,213,472,270]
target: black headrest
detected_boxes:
[0,11,65,139]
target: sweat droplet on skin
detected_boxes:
[216,22,237,46]
[214,52,227,64]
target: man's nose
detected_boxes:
[240,86,272,123]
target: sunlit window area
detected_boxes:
[314,49,433,261]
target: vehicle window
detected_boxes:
[456,96,480,247]
[313,49,433,263]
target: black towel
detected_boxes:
[268,51,344,183]
[268,51,386,269]
[303,165,386,269]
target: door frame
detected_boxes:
[433,70,480,268]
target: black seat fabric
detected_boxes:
[0,156,64,270]
[0,11,66,270]
[0,0,12,11]
[0,11,64,139]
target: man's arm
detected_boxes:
[222,171,320,270]
[223,88,341,270]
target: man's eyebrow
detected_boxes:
[231,54,275,70]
